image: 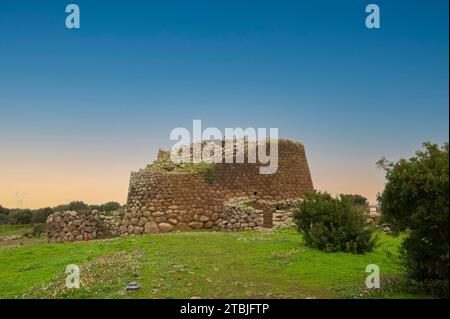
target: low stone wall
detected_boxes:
[98,211,123,236]
[220,197,301,231]
[46,210,123,243]
[270,199,300,229]
[272,210,295,228]
[220,197,264,231]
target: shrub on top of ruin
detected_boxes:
[293,191,377,254]
[146,155,216,176]
[203,169,215,183]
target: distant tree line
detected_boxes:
[0,201,123,225]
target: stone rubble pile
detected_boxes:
[272,210,295,228]
[0,234,23,241]
[98,210,123,236]
[46,210,123,243]
[262,198,300,229]
[220,197,264,231]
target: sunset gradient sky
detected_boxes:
[0,0,448,208]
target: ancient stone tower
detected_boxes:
[121,139,314,234]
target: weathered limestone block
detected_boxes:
[189,222,203,229]
[158,223,174,232]
[144,221,159,233]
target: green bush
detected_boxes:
[204,169,215,183]
[0,205,10,224]
[32,223,46,237]
[340,194,369,212]
[0,214,10,224]
[8,209,32,224]
[0,204,9,215]
[31,207,54,224]
[293,191,377,254]
[377,142,449,297]
[53,201,89,212]
[96,201,121,212]
[53,201,122,213]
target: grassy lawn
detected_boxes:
[0,229,430,299]
[0,224,33,237]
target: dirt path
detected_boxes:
[0,238,47,248]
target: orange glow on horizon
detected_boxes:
[0,156,385,209]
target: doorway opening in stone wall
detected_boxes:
[263,210,273,228]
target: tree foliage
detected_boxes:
[340,194,369,212]
[0,204,9,215]
[8,209,33,224]
[31,207,54,224]
[89,201,121,212]
[377,142,449,297]
[0,201,123,225]
[0,205,10,224]
[53,201,90,213]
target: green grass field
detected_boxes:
[0,224,33,237]
[0,229,430,299]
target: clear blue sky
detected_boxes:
[0,0,448,207]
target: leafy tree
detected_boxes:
[0,214,10,224]
[0,204,9,215]
[53,201,89,212]
[32,223,46,237]
[91,201,121,212]
[8,209,33,224]
[340,194,369,212]
[377,142,449,297]
[31,207,54,224]
[293,191,377,254]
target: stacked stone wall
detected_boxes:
[47,210,123,243]
[220,197,301,231]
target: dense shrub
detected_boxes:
[340,194,369,212]
[31,207,54,224]
[0,205,10,224]
[53,201,122,213]
[8,209,33,224]
[90,201,121,212]
[0,213,10,224]
[0,204,9,215]
[0,201,124,225]
[377,142,449,297]
[293,191,377,254]
[32,223,46,237]
[53,201,89,213]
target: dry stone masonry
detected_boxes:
[46,210,123,243]
[220,197,301,231]
[221,197,264,231]
[121,139,314,234]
